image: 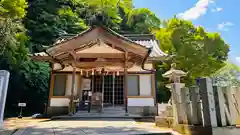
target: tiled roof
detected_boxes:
[123,34,167,57]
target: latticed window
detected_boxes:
[93,75,124,105]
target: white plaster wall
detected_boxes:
[65,74,79,96]
[128,98,154,107]
[50,98,70,107]
[139,75,152,96]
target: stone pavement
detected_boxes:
[13,119,181,135]
[4,117,49,130]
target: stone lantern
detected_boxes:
[163,63,187,125]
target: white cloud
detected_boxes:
[177,0,215,20]
[236,57,240,63]
[212,7,223,12]
[217,22,234,31]
[209,0,215,3]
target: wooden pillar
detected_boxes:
[102,74,104,109]
[124,52,128,114]
[70,65,76,115]
[48,71,54,106]
[113,74,115,107]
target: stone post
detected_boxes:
[213,86,227,126]
[189,86,203,125]
[199,78,217,127]
[222,86,238,125]
[0,70,10,129]
[234,86,240,125]
[163,63,187,125]
[181,87,192,124]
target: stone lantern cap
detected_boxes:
[163,63,187,84]
[163,63,187,78]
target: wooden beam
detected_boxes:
[74,62,134,68]
[55,53,126,62]
[76,53,124,59]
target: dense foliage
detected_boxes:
[0,0,230,116]
[156,18,229,85]
[0,0,50,116]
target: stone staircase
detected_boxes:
[69,106,141,118]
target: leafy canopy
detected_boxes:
[127,8,161,33]
[156,18,229,83]
[0,0,27,19]
[24,0,161,49]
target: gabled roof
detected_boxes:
[46,25,149,57]
[32,25,167,61]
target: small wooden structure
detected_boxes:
[32,25,167,116]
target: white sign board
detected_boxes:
[0,70,10,129]
[88,91,92,96]
[18,103,26,107]
[81,79,91,90]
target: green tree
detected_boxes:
[0,0,51,117]
[0,0,28,69]
[78,0,133,30]
[24,0,160,50]
[0,0,27,19]
[126,8,161,34]
[5,61,50,117]
[24,0,87,50]
[155,18,229,84]
[211,61,240,86]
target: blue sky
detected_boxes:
[133,0,240,64]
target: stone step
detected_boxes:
[103,110,124,112]
[76,110,125,114]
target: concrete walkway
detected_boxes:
[13,119,181,135]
